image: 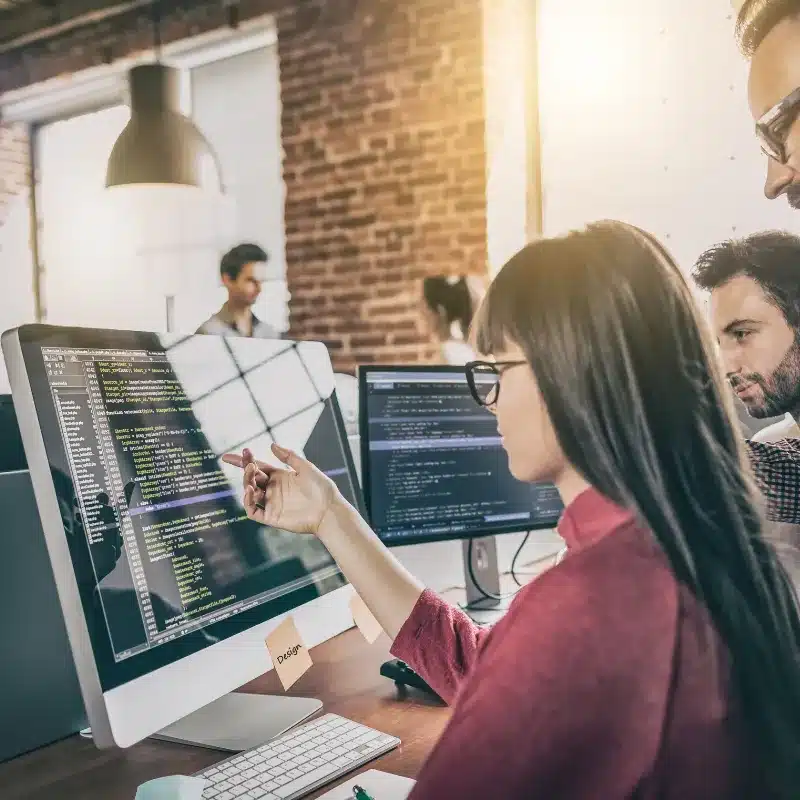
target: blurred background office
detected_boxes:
[3,1,798,376]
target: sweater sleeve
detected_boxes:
[389,588,492,704]
[406,563,675,800]
[746,438,800,524]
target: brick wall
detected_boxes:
[0,123,29,227]
[0,0,488,370]
[277,1,487,370]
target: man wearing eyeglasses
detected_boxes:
[737,0,800,205]
[728,4,800,578]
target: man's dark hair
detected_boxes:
[736,0,800,57]
[220,243,268,281]
[693,230,800,330]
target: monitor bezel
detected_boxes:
[2,324,359,748]
[0,393,27,473]
[357,364,562,547]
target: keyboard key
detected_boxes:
[285,769,304,780]
[273,764,339,799]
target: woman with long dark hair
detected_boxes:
[225,221,800,798]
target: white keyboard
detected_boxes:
[196,714,400,800]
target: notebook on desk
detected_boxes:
[316,769,415,799]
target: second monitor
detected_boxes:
[359,366,563,608]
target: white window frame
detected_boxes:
[0,16,277,124]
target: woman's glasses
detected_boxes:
[465,360,527,408]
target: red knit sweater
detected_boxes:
[390,488,765,799]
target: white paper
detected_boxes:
[315,769,416,800]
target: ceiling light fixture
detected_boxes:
[105,0,223,190]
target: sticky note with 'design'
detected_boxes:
[265,616,313,690]
[350,592,383,644]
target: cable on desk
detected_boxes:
[463,537,565,607]
[455,538,565,613]
[510,530,531,587]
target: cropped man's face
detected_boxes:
[710,274,800,418]
[749,16,800,206]
[223,262,263,307]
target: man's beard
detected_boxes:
[787,184,800,210]
[731,339,800,419]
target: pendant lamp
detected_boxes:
[105,1,223,191]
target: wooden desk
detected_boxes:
[1,629,449,800]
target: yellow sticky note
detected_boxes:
[350,592,383,644]
[265,616,312,690]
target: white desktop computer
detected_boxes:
[2,326,366,753]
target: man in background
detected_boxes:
[694,231,800,577]
[196,243,279,338]
[737,0,800,206]
[693,231,800,441]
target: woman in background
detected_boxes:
[226,221,800,798]
[422,274,484,365]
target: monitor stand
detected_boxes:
[149,693,322,752]
[461,536,513,623]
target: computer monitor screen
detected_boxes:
[5,327,361,697]
[359,366,563,545]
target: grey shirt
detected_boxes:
[196,306,280,339]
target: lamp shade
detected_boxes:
[106,63,222,190]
